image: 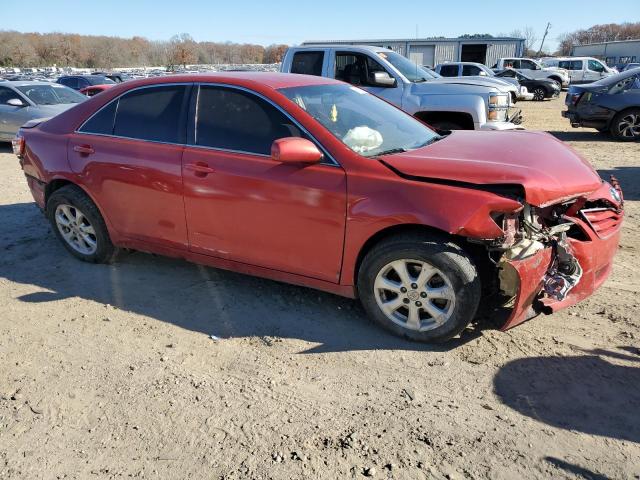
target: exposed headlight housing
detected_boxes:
[489,93,509,108]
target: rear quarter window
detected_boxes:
[79,100,117,135]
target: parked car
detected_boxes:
[541,57,615,84]
[13,73,623,342]
[618,63,640,72]
[282,45,522,131]
[492,58,570,88]
[0,81,85,141]
[80,84,114,97]
[92,72,131,83]
[56,75,116,91]
[434,62,533,102]
[495,69,560,101]
[563,69,640,141]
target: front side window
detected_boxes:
[439,65,459,77]
[195,86,304,155]
[291,52,324,76]
[279,84,439,157]
[17,84,85,105]
[335,52,388,87]
[113,85,188,143]
[520,60,538,70]
[0,87,18,104]
[462,65,482,76]
[588,60,605,72]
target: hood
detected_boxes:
[464,76,519,91]
[413,77,512,94]
[379,130,602,207]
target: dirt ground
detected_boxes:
[0,95,639,480]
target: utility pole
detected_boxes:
[537,22,551,57]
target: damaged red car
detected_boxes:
[14,73,623,342]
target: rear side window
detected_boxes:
[60,77,79,89]
[195,86,304,155]
[439,65,459,77]
[79,100,117,135]
[113,85,188,143]
[291,51,324,76]
[559,60,583,70]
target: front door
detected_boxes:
[182,85,347,282]
[69,84,191,250]
[0,86,32,140]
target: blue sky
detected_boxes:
[6,0,636,49]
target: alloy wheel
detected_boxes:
[373,259,456,332]
[533,88,545,101]
[54,204,98,255]
[617,113,640,138]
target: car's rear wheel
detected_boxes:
[532,87,546,101]
[610,109,640,141]
[357,234,481,342]
[47,185,116,263]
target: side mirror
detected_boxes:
[271,137,323,165]
[7,98,26,107]
[370,71,396,87]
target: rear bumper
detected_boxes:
[562,110,608,130]
[500,186,623,330]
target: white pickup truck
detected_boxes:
[281,45,523,131]
[492,58,570,88]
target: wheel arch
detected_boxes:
[353,224,459,288]
[414,111,475,130]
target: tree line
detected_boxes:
[557,22,640,56]
[0,31,289,68]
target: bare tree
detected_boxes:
[169,33,197,68]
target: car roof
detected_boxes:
[113,72,341,90]
[295,44,393,53]
[2,80,56,87]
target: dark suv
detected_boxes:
[56,75,116,91]
[563,69,640,141]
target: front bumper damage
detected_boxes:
[495,180,623,330]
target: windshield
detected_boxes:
[88,76,116,86]
[376,51,436,82]
[279,84,440,157]
[16,84,86,105]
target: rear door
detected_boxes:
[69,84,191,250]
[181,84,347,282]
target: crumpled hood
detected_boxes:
[379,130,602,207]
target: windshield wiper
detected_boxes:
[374,148,407,157]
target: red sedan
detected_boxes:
[13,73,623,342]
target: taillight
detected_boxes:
[569,92,584,106]
[12,135,25,158]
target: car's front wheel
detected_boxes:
[610,109,640,141]
[46,185,116,263]
[357,234,481,342]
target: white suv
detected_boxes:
[541,57,615,84]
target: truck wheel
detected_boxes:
[532,87,546,101]
[610,109,640,141]
[357,234,481,343]
[46,185,116,263]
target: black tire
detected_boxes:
[532,87,546,101]
[46,185,116,263]
[609,109,640,141]
[510,92,518,104]
[357,233,481,343]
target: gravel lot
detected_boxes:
[0,95,639,480]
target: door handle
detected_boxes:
[73,144,94,155]
[184,162,215,176]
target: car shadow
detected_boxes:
[544,457,609,480]
[494,348,640,443]
[598,166,640,201]
[0,201,488,354]
[548,130,616,142]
